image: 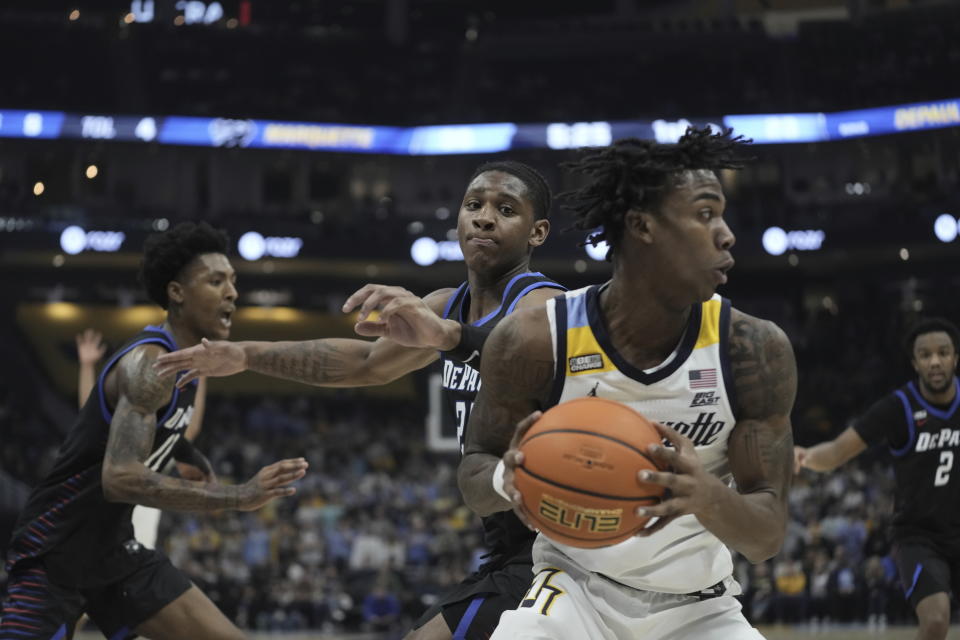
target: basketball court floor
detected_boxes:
[74,625,957,639]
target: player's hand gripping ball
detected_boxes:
[513,397,666,548]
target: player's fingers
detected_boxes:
[635,513,680,537]
[636,495,686,517]
[503,448,524,470]
[511,411,542,446]
[357,289,395,321]
[341,284,378,313]
[154,349,197,368]
[266,487,297,500]
[270,469,307,486]
[354,320,388,337]
[176,370,201,389]
[651,421,691,451]
[645,442,681,470]
[637,469,680,489]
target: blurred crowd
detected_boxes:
[2,282,960,633]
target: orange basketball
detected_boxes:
[514,397,666,549]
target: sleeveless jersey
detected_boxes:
[856,379,960,550]
[440,271,564,556]
[6,325,198,587]
[536,285,738,593]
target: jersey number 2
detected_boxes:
[455,401,474,453]
[935,451,954,487]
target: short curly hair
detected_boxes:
[139,222,229,309]
[903,317,960,359]
[469,160,552,220]
[563,126,751,260]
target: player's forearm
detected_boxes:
[458,452,513,517]
[102,464,246,511]
[243,339,382,387]
[78,365,96,409]
[802,442,846,472]
[695,482,786,563]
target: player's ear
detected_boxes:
[624,209,654,245]
[167,280,185,306]
[528,218,550,249]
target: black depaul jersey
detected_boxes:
[854,378,960,551]
[7,325,198,587]
[439,271,564,556]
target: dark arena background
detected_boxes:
[1,1,960,638]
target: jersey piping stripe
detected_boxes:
[718,297,737,419]
[547,296,568,409]
[451,596,485,640]
[890,389,917,457]
[503,281,566,316]
[441,283,467,320]
[906,379,960,421]
[460,271,542,326]
[693,298,721,350]
[97,336,175,424]
[904,563,923,599]
[6,469,95,567]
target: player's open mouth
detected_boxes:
[219,309,233,328]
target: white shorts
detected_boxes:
[131,505,161,549]
[491,568,765,640]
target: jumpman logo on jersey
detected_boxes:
[587,382,599,397]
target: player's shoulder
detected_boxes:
[870,388,909,414]
[487,304,553,356]
[513,283,566,311]
[728,306,793,356]
[424,286,460,315]
[727,306,796,417]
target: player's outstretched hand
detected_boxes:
[343,284,457,350]
[76,328,107,365]
[634,422,725,537]
[236,458,309,512]
[792,446,808,474]
[154,338,246,388]
[501,410,542,532]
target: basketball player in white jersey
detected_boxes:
[77,329,209,550]
[459,128,797,639]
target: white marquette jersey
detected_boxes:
[536,284,738,593]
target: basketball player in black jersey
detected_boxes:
[795,318,960,640]
[153,161,565,640]
[0,222,308,640]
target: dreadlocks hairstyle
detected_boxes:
[140,222,230,309]
[563,126,752,260]
[469,160,553,220]
[903,317,960,359]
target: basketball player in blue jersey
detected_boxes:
[459,128,797,640]
[795,318,960,640]
[153,161,565,640]
[0,222,308,640]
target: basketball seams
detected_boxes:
[515,466,663,502]
[520,428,664,471]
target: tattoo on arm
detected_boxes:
[248,340,355,385]
[465,337,555,457]
[103,347,245,511]
[727,312,797,498]
[459,311,554,515]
